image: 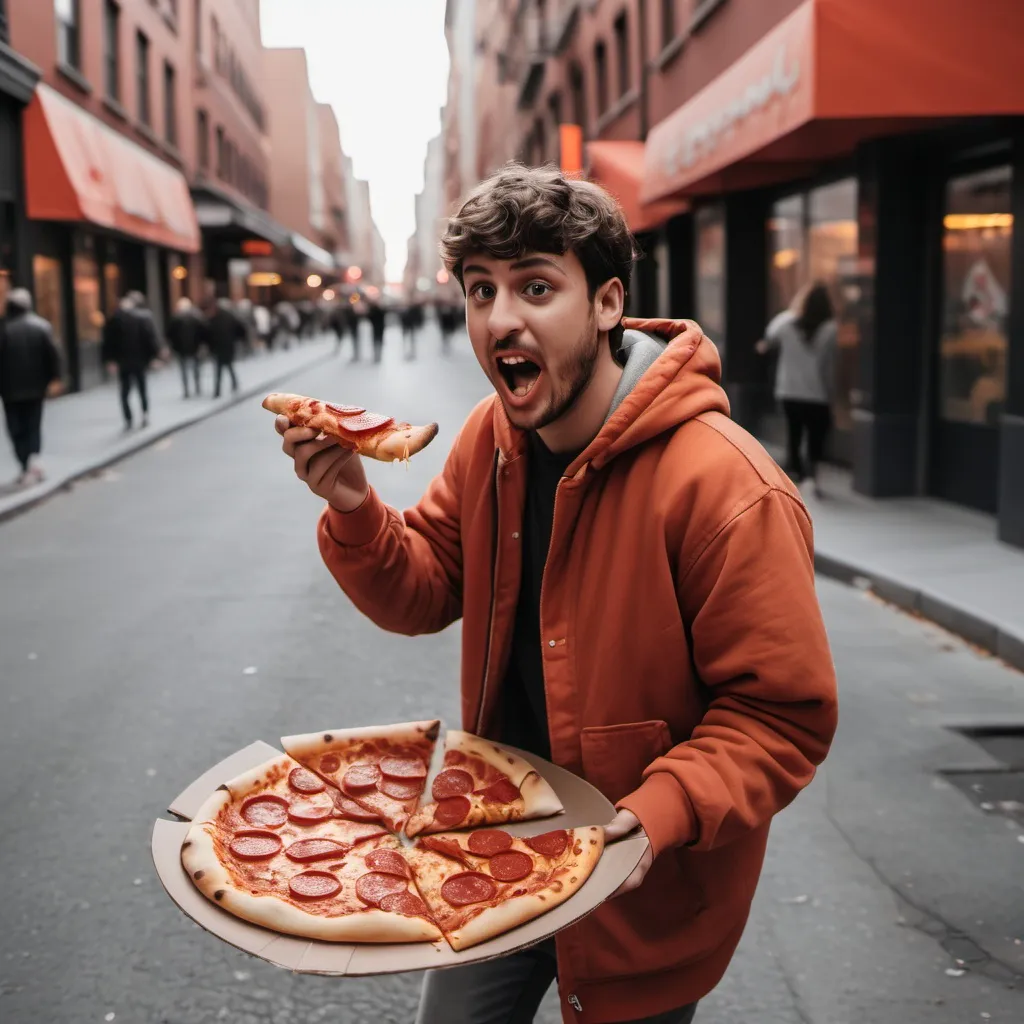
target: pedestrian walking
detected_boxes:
[275,165,838,1024]
[756,281,837,497]
[438,301,459,355]
[367,302,386,364]
[166,297,208,398]
[0,287,62,486]
[400,302,419,361]
[207,299,246,398]
[102,291,159,430]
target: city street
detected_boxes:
[1,324,1022,1024]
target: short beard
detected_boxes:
[531,311,601,431]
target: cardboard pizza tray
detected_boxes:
[154,740,648,976]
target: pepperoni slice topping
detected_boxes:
[377,777,424,801]
[355,871,409,907]
[480,777,521,805]
[467,829,514,857]
[343,763,382,793]
[433,795,471,828]
[285,838,348,862]
[488,850,534,883]
[332,794,383,823]
[432,768,474,801]
[288,767,326,794]
[440,871,497,907]
[380,891,430,918]
[241,795,289,828]
[289,871,341,901]
[363,848,411,879]
[416,835,468,864]
[326,402,366,416]
[229,830,283,860]
[379,756,428,780]
[319,754,341,774]
[524,830,570,858]
[340,412,394,435]
[287,796,334,824]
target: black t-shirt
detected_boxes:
[499,432,581,762]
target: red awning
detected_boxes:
[23,84,200,253]
[586,140,688,234]
[642,0,1024,202]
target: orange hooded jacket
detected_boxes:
[317,318,838,1023]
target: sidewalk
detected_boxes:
[805,464,1024,672]
[0,335,337,521]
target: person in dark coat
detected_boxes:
[166,296,209,398]
[102,291,159,430]
[207,299,247,398]
[0,288,62,485]
[367,302,387,364]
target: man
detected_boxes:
[0,288,62,486]
[275,165,837,1024]
[166,296,208,398]
[102,291,158,430]
[367,301,387,363]
[207,298,247,398]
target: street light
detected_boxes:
[436,269,450,285]
[345,266,363,283]
[322,288,336,301]
[172,265,188,281]
[306,274,322,288]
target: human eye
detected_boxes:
[524,281,552,299]
[469,282,495,302]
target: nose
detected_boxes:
[486,287,525,344]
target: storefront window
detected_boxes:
[168,253,188,307]
[939,166,1011,426]
[0,202,14,312]
[104,261,120,315]
[73,233,104,389]
[695,204,725,345]
[808,178,859,433]
[32,255,67,380]
[768,193,804,317]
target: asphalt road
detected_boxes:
[1,324,1022,1024]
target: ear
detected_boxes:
[594,278,624,334]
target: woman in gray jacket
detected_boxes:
[757,282,837,497]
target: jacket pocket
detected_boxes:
[570,721,707,983]
[579,720,673,805]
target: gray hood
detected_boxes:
[604,328,668,422]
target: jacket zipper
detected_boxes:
[568,994,583,1011]
[474,449,503,734]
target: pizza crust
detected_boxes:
[372,422,439,461]
[281,720,441,766]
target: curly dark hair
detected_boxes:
[439,163,637,351]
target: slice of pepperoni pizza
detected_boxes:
[262,392,438,463]
[181,753,441,943]
[405,730,563,837]
[405,826,604,951]
[281,720,440,834]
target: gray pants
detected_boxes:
[415,943,698,1024]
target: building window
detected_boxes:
[163,61,177,145]
[193,0,202,56]
[55,0,81,70]
[196,109,209,169]
[103,0,121,101]
[939,165,1012,426]
[661,0,676,47]
[211,15,222,73]
[570,64,586,134]
[535,117,547,165]
[614,12,629,98]
[215,125,225,179]
[548,91,562,132]
[695,204,726,342]
[136,31,151,126]
[595,41,608,115]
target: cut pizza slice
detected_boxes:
[281,720,441,834]
[406,826,604,951]
[405,730,564,837]
[262,392,438,463]
[181,753,441,943]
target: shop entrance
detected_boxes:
[930,164,1011,513]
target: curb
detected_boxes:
[0,348,335,526]
[814,551,1024,673]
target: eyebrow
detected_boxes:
[461,255,566,278]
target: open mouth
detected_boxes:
[495,354,543,400]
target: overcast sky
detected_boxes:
[260,0,450,282]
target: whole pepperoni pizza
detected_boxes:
[181,721,604,951]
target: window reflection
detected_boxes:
[768,193,804,317]
[695,204,725,345]
[940,166,1011,427]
